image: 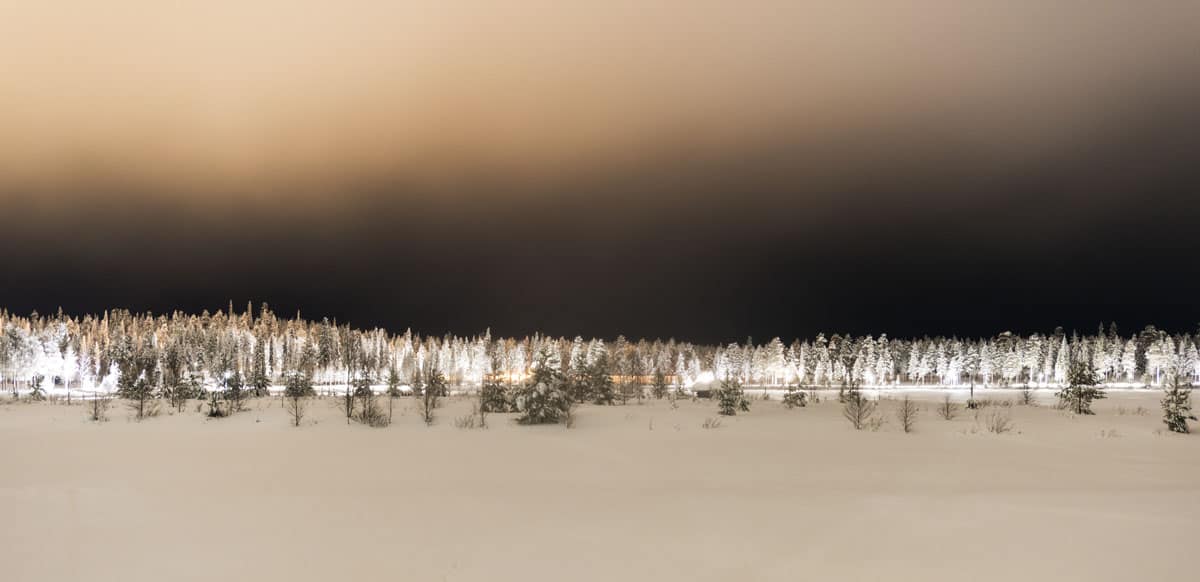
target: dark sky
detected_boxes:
[3,2,1200,343]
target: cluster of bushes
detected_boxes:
[782,389,807,409]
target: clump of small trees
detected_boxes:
[1058,362,1106,415]
[1162,373,1196,434]
[716,378,750,416]
[352,376,388,427]
[568,353,616,405]
[165,373,201,412]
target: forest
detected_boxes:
[0,304,1193,396]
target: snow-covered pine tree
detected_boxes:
[1058,361,1105,415]
[513,354,571,425]
[283,372,313,427]
[716,377,750,416]
[587,353,616,405]
[1162,374,1196,433]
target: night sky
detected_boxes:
[3,2,1200,343]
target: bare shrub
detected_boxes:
[476,390,488,429]
[842,387,877,430]
[564,403,577,429]
[985,411,1013,434]
[937,394,959,420]
[352,377,388,427]
[1116,405,1150,416]
[701,417,723,429]
[88,394,111,422]
[283,393,307,427]
[454,412,478,429]
[28,374,46,401]
[971,398,1011,409]
[341,384,355,425]
[896,395,919,433]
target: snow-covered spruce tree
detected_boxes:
[1058,361,1105,415]
[587,354,616,405]
[479,380,512,413]
[514,358,572,425]
[1162,374,1197,434]
[716,377,750,416]
[782,387,807,409]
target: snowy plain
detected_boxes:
[2,390,1196,582]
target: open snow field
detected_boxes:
[2,390,1196,582]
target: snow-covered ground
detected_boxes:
[2,391,1196,581]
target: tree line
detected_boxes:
[1,306,1197,397]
